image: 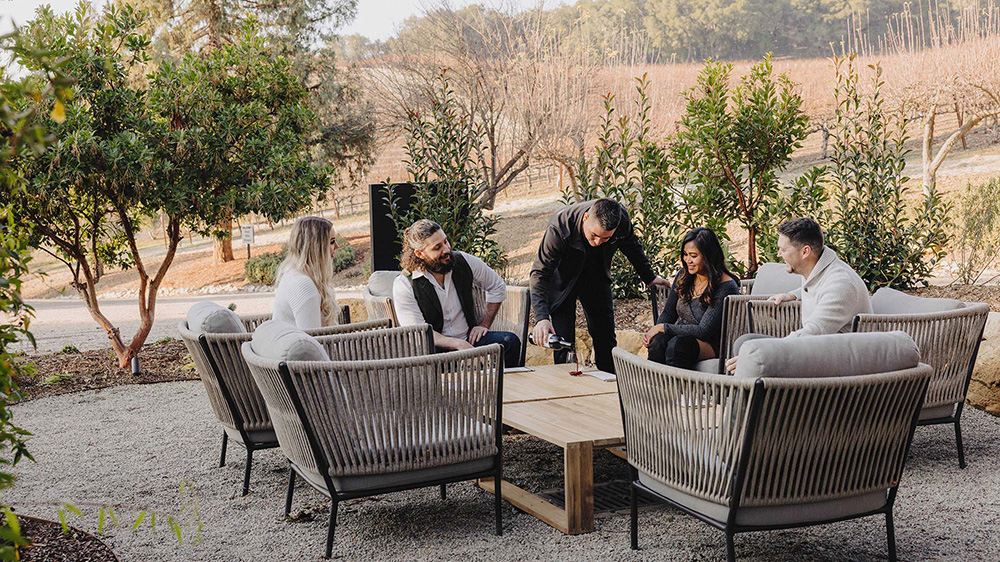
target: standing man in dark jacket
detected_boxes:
[530,198,669,372]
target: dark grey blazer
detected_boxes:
[529,200,656,321]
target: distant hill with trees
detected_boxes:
[339,0,997,62]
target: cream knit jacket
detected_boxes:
[789,246,872,337]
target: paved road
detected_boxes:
[21,290,362,354]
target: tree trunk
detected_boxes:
[922,107,936,190]
[955,103,967,150]
[126,218,183,363]
[214,219,234,263]
[747,227,758,276]
[924,107,1000,190]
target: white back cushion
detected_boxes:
[750,262,803,296]
[870,287,965,315]
[734,331,919,379]
[367,270,400,297]
[251,320,330,362]
[187,301,246,334]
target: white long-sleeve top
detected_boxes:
[392,251,506,339]
[272,269,324,330]
[789,246,872,337]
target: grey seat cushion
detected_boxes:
[224,426,278,446]
[870,287,965,315]
[250,320,330,362]
[749,262,803,296]
[187,302,246,334]
[367,270,400,297]
[734,331,919,379]
[919,404,956,421]
[295,457,496,495]
[638,471,885,527]
[695,359,720,374]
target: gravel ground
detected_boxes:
[8,381,1000,561]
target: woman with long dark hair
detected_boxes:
[643,227,739,368]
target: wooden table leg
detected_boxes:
[564,441,594,534]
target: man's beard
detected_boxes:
[423,253,453,274]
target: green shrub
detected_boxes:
[332,236,355,272]
[60,344,80,354]
[824,55,950,290]
[955,177,1000,284]
[245,248,287,285]
[568,74,711,298]
[245,236,353,284]
[385,69,506,270]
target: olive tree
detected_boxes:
[8,4,329,368]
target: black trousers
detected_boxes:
[646,332,702,369]
[550,280,617,373]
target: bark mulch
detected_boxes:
[17,515,119,562]
[14,340,197,403]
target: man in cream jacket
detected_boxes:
[726,217,872,371]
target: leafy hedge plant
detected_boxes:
[385,69,506,270]
[245,250,287,285]
[331,236,356,272]
[245,236,355,284]
[955,177,1000,284]
[824,55,949,290]
[565,57,823,297]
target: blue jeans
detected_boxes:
[437,331,522,367]
[475,330,522,368]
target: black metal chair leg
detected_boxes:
[219,431,228,467]
[955,419,966,469]
[886,510,897,562]
[284,469,296,517]
[725,531,736,562]
[242,449,253,496]
[630,482,638,550]
[325,499,338,558]
[494,469,503,536]
[440,483,447,500]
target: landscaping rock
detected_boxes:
[524,328,647,366]
[341,297,367,323]
[968,311,1000,415]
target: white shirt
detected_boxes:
[392,251,507,339]
[273,269,323,330]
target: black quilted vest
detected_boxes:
[410,252,478,334]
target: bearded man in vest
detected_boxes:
[392,219,521,366]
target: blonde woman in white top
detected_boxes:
[272,216,341,329]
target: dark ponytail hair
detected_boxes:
[676,227,734,307]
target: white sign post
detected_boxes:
[241,225,255,259]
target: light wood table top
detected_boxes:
[502,363,618,404]
[504,393,625,449]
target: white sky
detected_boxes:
[2,0,573,39]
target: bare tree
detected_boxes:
[367,2,595,208]
[874,3,1000,190]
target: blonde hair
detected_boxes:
[276,216,340,325]
[400,219,443,273]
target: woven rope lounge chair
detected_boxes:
[178,309,392,495]
[748,289,990,468]
[853,288,990,468]
[243,334,504,558]
[613,332,932,561]
[363,270,532,366]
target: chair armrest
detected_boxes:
[746,300,802,337]
[240,313,272,332]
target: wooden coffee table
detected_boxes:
[479,364,624,535]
